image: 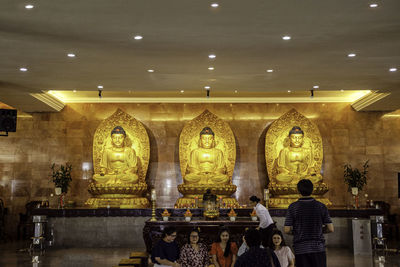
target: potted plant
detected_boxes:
[51,163,72,195]
[343,160,369,193]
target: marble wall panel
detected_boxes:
[0,103,399,238]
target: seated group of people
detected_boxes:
[151,226,294,267]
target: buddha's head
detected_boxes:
[199,127,215,149]
[111,126,126,148]
[288,126,304,148]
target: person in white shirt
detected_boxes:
[250,195,275,247]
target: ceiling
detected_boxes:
[0,0,399,112]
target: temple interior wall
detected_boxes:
[0,103,399,237]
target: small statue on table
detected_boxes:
[202,189,219,219]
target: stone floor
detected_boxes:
[0,241,399,267]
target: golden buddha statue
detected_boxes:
[265,109,330,208]
[176,110,238,208]
[184,127,229,185]
[93,126,139,185]
[86,109,150,208]
[276,126,322,184]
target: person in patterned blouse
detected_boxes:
[178,229,210,267]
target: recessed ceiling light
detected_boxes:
[266,69,274,73]
[73,90,77,93]
[134,35,143,40]
[97,85,103,89]
[19,67,28,72]
[208,54,216,59]
[287,90,291,93]
[208,67,214,70]
[313,85,319,89]
[25,4,34,9]
[340,89,344,92]
[347,53,356,57]
[234,90,238,93]
[389,67,397,72]
[282,36,291,40]
[180,90,184,93]
[147,69,154,73]
[211,3,219,8]
[204,86,211,90]
[369,3,378,8]
[67,53,76,58]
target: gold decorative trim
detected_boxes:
[351,91,391,111]
[30,92,65,111]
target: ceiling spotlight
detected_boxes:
[266,69,274,73]
[19,67,28,72]
[287,90,291,93]
[67,53,76,58]
[369,3,378,8]
[208,67,214,70]
[73,90,77,93]
[282,36,291,40]
[134,35,143,40]
[313,85,319,89]
[347,53,356,57]
[180,90,185,93]
[208,54,216,59]
[211,3,219,8]
[389,67,397,72]
[204,86,211,90]
[340,89,344,92]
[234,90,238,93]
[25,4,34,9]
[147,69,154,73]
[97,85,103,89]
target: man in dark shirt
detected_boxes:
[151,226,180,267]
[284,179,334,267]
[235,228,281,267]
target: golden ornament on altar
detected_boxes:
[162,209,171,217]
[176,110,238,208]
[228,208,237,217]
[265,109,331,208]
[184,209,193,217]
[85,109,150,208]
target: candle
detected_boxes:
[151,189,156,201]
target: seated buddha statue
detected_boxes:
[93,126,139,185]
[184,127,229,185]
[276,126,322,184]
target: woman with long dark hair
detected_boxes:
[210,228,238,267]
[269,230,294,267]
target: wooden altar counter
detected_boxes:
[31,208,383,248]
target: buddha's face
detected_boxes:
[289,133,304,148]
[111,133,125,148]
[200,134,214,149]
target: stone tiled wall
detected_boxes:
[0,103,399,237]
